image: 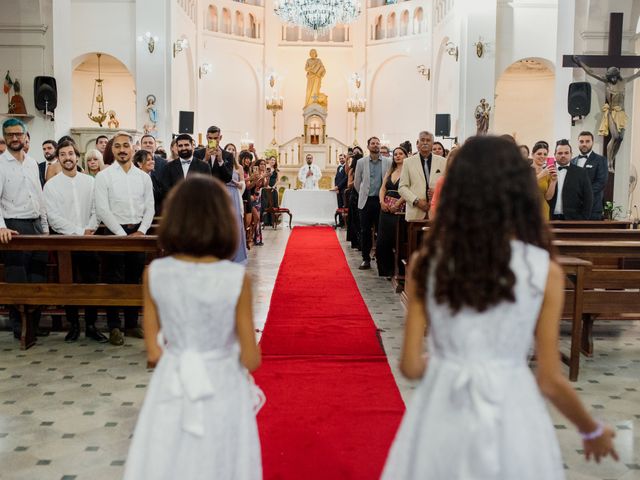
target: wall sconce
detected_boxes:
[417,64,431,80]
[199,63,212,79]
[474,38,486,58]
[445,42,459,62]
[138,31,159,53]
[173,38,189,58]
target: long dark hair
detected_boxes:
[412,136,555,312]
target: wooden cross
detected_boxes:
[563,13,640,69]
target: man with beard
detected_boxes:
[43,140,107,343]
[95,131,155,346]
[0,119,49,339]
[39,139,58,186]
[160,133,211,195]
[571,131,608,220]
[194,125,233,183]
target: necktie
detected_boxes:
[181,160,191,165]
[558,165,568,171]
[578,155,588,159]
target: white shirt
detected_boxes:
[576,151,590,168]
[553,164,568,215]
[180,157,193,178]
[297,163,322,190]
[43,172,98,235]
[94,162,155,236]
[0,150,48,230]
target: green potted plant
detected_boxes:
[603,201,623,220]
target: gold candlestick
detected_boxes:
[347,98,366,146]
[266,96,284,146]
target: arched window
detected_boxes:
[387,12,397,38]
[400,10,409,36]
[222,8,231,34]
[414,7,424,34]
[374,15,384,40]
[207,5,218,32]
[235,11,244,36]
[247,13,257,38]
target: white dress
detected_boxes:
[123,258,262,480]
[382,241,564,480]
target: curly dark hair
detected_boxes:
[412,135,555,312]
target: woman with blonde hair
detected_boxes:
[85,149,105,177]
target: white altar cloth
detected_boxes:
[280,189,338,226]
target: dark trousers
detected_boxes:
[102,224,144,330]
[65,252,99,328]
[551,214,565,221]
[347,189,360,248]
[376,211,398,277]
[3,218,47,333]
[359,196,381,262]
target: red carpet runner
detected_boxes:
[254,226,405,480]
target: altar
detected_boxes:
[281,189,338,226]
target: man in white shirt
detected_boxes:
[95,131,155,346]
[43,140,108,343]
[298,154,322,190]
[0,118,49,339]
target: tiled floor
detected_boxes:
[0,227,638,479]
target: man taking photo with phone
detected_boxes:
[194,125,233,183]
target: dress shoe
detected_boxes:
[65,325,80,342]
[358,261,371,270]
[124,327,144,339]
[109,328,125,346]
[13,330,20,340]
[85,325,108,343]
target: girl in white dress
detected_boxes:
[382,136,617,480]
[124,175,263,480]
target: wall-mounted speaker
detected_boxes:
[568,82,591,117]
[33,76,57,117]
[178,111,194,134]
[435,113,451,137]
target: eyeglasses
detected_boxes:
[4,132,24,138]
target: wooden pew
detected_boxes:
[552,228,640,241]
[393,219,429,295]
[0,235,160,350]
[554,240,640,380]
[550,220,632,229]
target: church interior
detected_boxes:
[1,0,640,479]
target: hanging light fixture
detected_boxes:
[274,0,361,35]
[88,53,108,127]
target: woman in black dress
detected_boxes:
[346,146,363,249]
[375,146,407,277]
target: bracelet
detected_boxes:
[580,421,604,441]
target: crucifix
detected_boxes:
[309,123,321,145]
[563,12,640,173]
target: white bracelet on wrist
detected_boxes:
[580,421,604,441]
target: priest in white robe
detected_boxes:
[298,154,322,190]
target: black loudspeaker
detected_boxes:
[33,76,57,115]
[178,111,194,134]
[435,114,451,137]
[568,82,591,117]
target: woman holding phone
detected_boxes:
[531,141,557,221]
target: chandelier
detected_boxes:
[274,0,361,34]
[88,53,108,127]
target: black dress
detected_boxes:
[375,175,401,277]
[346,155,361,249]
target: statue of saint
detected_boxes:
[305,49,327,108]
[8,79,27,115]
[573,56,640,172]
[474,98,490,135]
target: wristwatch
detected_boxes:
[412,198,420,207]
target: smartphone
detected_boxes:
[208,139,218,149]
[546,157,555,169]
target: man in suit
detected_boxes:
[332,153,348,227]
[549,139,593,220]
[571,131,608,220]
[140,134,167,179]
[354,136,392,270]
[39,139,58,186]
[194,125,233,183]
[161,133,211,195]
[398,130,447,221]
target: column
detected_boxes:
[52,0,73,139]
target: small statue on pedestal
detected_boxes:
[8,79,27,115]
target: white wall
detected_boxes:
[493,63,555,149]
